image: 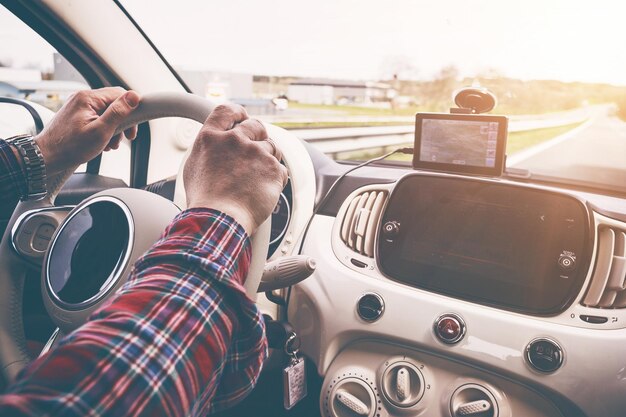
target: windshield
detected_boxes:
[124,0,626,193]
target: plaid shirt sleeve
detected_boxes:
[0,139,28,231]
[0,208,268,417]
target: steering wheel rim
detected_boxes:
[0,92,272,384]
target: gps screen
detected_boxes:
[420,119,498,167]
[413,113,508,176]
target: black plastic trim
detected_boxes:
[55,173,128,205]
[377,172,594,317]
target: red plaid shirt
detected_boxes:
[0,139,268,416]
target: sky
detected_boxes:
[2,1,626,85]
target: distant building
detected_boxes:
[53,53,87,84]
[0,54,88,111]
[0,67,41,83]
[177,69,275,114]
[177,70,253,102]
[0,80,88,111]
[287,78,395,105]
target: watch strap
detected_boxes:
[6,134,47,200]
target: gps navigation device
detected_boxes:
[413,113,508,176]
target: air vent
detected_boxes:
[582,226,626,308]
[340,191,387,257]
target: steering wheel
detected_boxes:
[0,92,272,384]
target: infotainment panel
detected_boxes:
[378,174,591,315]
[413,113,508,176]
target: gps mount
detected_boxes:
[450,87,497,114]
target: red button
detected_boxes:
[434,314,465,344]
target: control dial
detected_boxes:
[381,362,425,407]
[382,221,400,239]
[450,384,498,417]
[557,253,576,271]
[329,378,376,417]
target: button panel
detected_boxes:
[12,208,72,263]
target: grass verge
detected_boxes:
[275,121,411,129]
[334,121,585,162]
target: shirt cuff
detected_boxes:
[0,139,28,200]
[133,207,253,291]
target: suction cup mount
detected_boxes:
[450,87,497,114]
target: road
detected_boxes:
[508,109,626,189]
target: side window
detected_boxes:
[0,5,130,184]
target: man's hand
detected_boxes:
[183,104,288,235]
[35,87,140,175]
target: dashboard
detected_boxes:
[9,103,626,417]
[288,151,626,417]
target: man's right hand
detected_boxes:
[183,104,288,235]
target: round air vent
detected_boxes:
[357,293,384,322]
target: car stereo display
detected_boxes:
[413,113,508,176]
[378,175,590,315]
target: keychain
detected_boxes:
[283,332,307,410]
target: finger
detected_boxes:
[92,91,140,136]
[254,138,283,161]
[92,86,126,101]
[232,118,267,142]
[204,104,248,131]
[279,164,289,188]
[124,125,138,140]
[107,133,123,150]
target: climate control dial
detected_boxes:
[328,378,376,417]
[381,361,425,407]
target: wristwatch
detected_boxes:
[7,134,47,200]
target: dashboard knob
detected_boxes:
[450,384,498,417]
[557,254,576,271]
[335,390,369,416]
[329,378,375,417]
[382,221,400,238]
[381,362,425,407]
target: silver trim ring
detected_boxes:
[525,337,564,373]
[44,196,134,311]
[269,192,291,245]
[356,292,385,322]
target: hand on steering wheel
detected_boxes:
[35,87,140,176]
[184,103,288,234]
[0,91,284,384]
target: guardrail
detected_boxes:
[288,110,591,158]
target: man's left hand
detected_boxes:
[35,87,140,175]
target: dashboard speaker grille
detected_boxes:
[340,190,387,257]
[582,226,626,308]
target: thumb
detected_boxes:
[93,91,140,137]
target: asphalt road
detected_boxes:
[508,110,626,190]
